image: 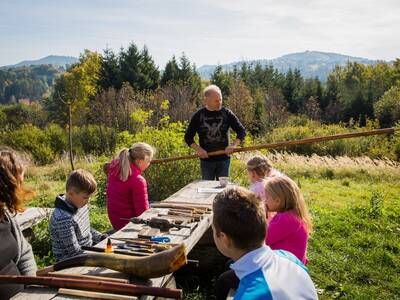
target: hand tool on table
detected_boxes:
[82,245,150,257]
[166,209,202,221]
[122,217,191,231]
[151,202,211,212]
[157,213,195,223]
[111,237,173,247]
[83,245,199,266]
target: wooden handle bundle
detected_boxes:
[0,275,182,299]
[37,243,187,279]
[151,127,398,164]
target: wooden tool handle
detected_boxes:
[58,288,138,300]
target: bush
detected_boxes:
[73,125,118,156]
[374,85,400,127]
[260,117,398,160]
[44,123,68,156]
[3,124,55,164]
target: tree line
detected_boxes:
[1,43,400,135]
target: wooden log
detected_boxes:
[58,288,139,300]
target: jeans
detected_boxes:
[200,157,231,180]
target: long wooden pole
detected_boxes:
[151,127,398,164]
[0,275,182,299]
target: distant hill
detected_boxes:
[197,51,381,81]
[2,55,78,69]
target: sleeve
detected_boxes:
[131,176,150,217]
[13,219,37,275]
[52,217,84,258]
[227,109,246,141]
[184,111,200,146]
[266,214,297,247]
[90,228,107,244]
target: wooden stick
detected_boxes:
[46,272,129,284]
[151,127,398,164]
[58,288,138,300]
[0,275,183,298]
[152,202,211,212]
[167,210,201,221]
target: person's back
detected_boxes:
[266,210,308,264]
[232,245,316,300]
[264,176,312,264]
[107,160,148,230]
[106,142,153,230]
[213,187,317,300]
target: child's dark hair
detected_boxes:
[213,187,266,251]
[247,155,273,178]
[66,169,97,194]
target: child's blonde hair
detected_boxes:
[265,176,312,232]
[247,155,273,178]
[118,142,154,181]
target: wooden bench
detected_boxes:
[14,207,53,231]
[13,180,224,300]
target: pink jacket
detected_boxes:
[106,160,149,230]
[266,210,309,265]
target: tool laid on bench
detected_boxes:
[122,217,192,232]
[151,202,211,213]
[111,237,173,247]
[82,245,150,257]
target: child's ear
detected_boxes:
[220,231,233,249]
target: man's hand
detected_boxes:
[197,147,209,158]
[225,145,236,155]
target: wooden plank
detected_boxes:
[14,207,53,231]
[15,180,221,300]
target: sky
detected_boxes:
[1,0,399,67]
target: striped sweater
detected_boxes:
[49,195,105,262]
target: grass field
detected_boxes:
[24,153,400,300]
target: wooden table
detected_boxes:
[12,180,224,300]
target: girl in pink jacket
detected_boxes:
[106,142,154,230]
[264,175,312,265]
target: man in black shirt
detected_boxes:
[185,85,246,180]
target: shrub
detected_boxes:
[3,124,55,164]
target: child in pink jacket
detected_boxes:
[247,155,281,223]
[264,175,312,265]
[106,142,154,230]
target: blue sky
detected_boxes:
[1,0,399,67]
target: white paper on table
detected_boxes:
[197,187,225,193]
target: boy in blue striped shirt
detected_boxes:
[50,169,107,262]
[212,187,317,300]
